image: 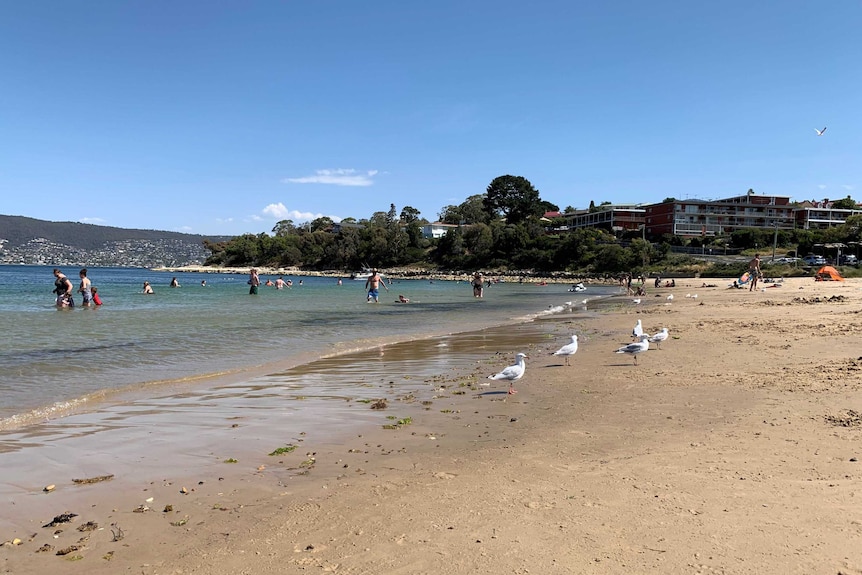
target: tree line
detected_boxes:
[204,176,862,273]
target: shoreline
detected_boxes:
[4,276,862,574]
[151,264,623,284]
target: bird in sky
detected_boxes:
[648,327,670,350]
[615,335,650,365]
[552,335,578,366]
[815,127,827,136]
[488,352,528,394]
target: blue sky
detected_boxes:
[1,1,859,236]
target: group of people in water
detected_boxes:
[52,268,102,308]
[51,267,504,309]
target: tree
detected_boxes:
[400,206,421,224]
[439,194,489,225]
[272,220,297,237]
[832,195,859,210]
[483,175,543,224]
[386,203,398,226]
[307,216,334,233]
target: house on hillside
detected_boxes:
[794,199,862,230]
[563,205,645,234]
[422,222,459,239]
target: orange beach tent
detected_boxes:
[815,265,844,281]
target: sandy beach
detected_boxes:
[3,276,862,574]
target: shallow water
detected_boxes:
[0,266,614,426]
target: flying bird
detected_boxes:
[552,335,579,366]
[648,327,669,349]
[615,335,650,365]
[815,127,827,136]
[488,352,528,394]
[632,319,644,340]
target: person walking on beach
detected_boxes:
[248,268,260,295]
[748,254,762,292]
[78,268,93,307]
[472,272,484,298]
[53,268,74,308]
[365,269,388,303]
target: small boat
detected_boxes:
[567,283,586,292]
[350,269,383,281]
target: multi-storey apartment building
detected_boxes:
[643,192,796,237]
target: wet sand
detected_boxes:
[3,277,862,574]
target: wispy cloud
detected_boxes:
[262,202,342,223]
[841,185,855,191]
[818,184,827,190]
[281,168,378,187]
[175,226,193,232]
[79,217,106,224]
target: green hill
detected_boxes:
[0,215,229,249]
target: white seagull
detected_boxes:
[488,352,528,394]
[648,327,669,350]
[815,127,827,136]
[552,335,579,366]
[667,294,674,301]
[632,319,644,340]
[632,298,642,305]
[615,335,650,365]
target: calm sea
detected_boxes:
[0,266,615,428]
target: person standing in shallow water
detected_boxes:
[249,268,260,295]
[78,268,93,307]
[365,269,388,303]
[472,272,484,298]
[53,268,74,308]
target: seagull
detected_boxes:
[632,298,641,305]
[488,352,528,394]
[815,127,827,136]
[648,327,669,350]
[667,294,674,301]
[615,335,650,365]
[552,335,578,366]
[632,319,644,340]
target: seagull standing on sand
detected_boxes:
[648,327,669,350]
[552,335,579,366]
[632,319,644,340]
[815,127,827,136]
[488,352,528,394]
[615,335,650,365]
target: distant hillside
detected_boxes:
[0,215,229,249]
[0,215,233,267]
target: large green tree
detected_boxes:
[483,175,543,224]
[832,195,859,210]
[439,194,489,225]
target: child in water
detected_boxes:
[91,286,103,306]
